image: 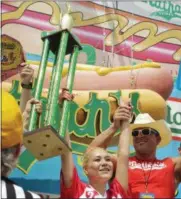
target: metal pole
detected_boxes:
[59,45,79,137]
[45,30,69,127]
[44,53,57,126]
[28,37,50,131]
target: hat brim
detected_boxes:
[130,120,172,148]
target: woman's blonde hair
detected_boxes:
[82,147,107,169]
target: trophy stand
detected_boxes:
[23,29,82,160]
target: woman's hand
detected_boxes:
[20,63,34,85]
[59,88,74,104]
[112,102,132,131]
[22,98,42,129]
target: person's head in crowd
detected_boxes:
[82,147,113,184]
[1,90,23,177]
[130,113,171,159]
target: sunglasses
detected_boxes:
[132,128,159,137]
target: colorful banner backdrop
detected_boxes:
[1,0,181,197]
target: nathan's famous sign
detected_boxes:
[2,79,168,173]
[143,1,181,21]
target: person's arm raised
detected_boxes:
[22,98,42,130]
[60,89,75,188]
[88,104,131,150]
[20,63,34,112]
[115,103,131,191]
[61,130,74,188]
[88,124,117,149]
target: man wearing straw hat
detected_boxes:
[88,105,181,198]
[1,90,44,199]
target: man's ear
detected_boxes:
[156,135,161,145]
[178,147,181,155]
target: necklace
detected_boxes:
[136,158,156,193]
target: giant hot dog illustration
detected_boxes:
[3,61,173,100]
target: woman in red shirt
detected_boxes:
[60,93,132,199]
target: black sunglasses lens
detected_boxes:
[151,129,159,136]
[142,129,150,135]
[132,130,139,136]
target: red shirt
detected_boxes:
[129,156,175,198]
[61,167,131,198]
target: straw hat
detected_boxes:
[130,113,172,147]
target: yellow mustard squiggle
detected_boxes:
[26,60,160,77]
[2,1,180,61]
[2,0,61,25]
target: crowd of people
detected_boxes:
[1,63,181,198]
